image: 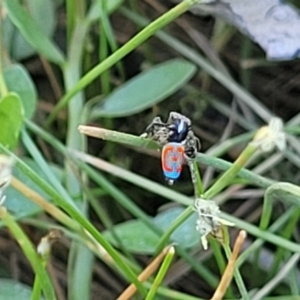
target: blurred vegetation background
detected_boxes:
[1,0,300,299]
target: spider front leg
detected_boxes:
[140,117,164,137]
[141,116,172,145]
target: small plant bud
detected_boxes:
[252,117,286,152]
[37,229,63,260]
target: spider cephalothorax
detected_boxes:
[142,112,200,159]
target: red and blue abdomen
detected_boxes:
[161,142,185,181]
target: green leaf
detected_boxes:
[4,158,62,221]
[0,93,24,150]
[103,207,198,254]
[3,0,56,61]
[3,64,37,119]
[90,59,197,119]
[0,279,33,300]
[153,207,199,248]
[3,0,65,65]
[104,220,159,254]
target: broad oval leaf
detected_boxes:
[3,0,56,61]
[3,0,65,65]
[90,59,197,119]
[103,220,159,254]
[103,207,198,254]
[0,93,24,150]
[0,279,33,300]
[3,64,37,119]
[153,207,199,248]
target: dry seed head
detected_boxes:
[194,198,234,250]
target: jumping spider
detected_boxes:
[141,112,201,159]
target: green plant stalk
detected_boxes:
[31,275,42,300]
[145,247,175,300]
[21,130,77,207]
[289,265,300,295]
[0,207,56,300]
[65,20,88,159]
[11,176,78,232]
[207,131,255,157]
[0,145,146,296]
[73,149,192,206]
[64,15,92,300]
[258,183,300,277]
[286,125,300,135]
[99,7,110,95]
[175,247,218,288]
[187,159,203,197]
[80,174,138,266]
[196,152,274,188]
[46,0,204,125]
[204,143,258,199]
[206,93,257,131]
[23,218,139,275]
[251,254,300,300]
[98,0,124,92]
[78,125,160,150]
[237,207,294,267]
[67,0,86,35]
[66,0,75,43]
[210,238,226,272]
[100,1,125,80]
[67,245,94,300]
[221,211,300,253]
[269,209,300,278]
[259,183,300,231]
[32,251,49,300]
